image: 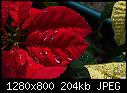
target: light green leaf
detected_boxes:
[111,1,126,46]
[85,62,126,79]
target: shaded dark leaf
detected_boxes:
[98,2,115,25]
[60,64,91,79]
[79,44,98,65]
[97,2,116,37]
[108,44,125,61]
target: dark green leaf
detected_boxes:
[108,44,125,61]
[97,2,116,37]
[98,2,115,25]
[60,65,91,79]
[110,55,125,62]
[79,44,98,65]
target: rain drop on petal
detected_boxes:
[44,10,48,13]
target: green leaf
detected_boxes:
[99,2,115,25]
[79,45,97,65]
[108,44,125,62]
[111,55,125,62]
[97,2,115,37]
[60,65,91,79]
[85,62,126,79]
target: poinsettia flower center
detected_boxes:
[2,25,24,50]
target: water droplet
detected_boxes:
[11,50,15,55]
[34,57,40,63]
[120,77,126,79]
[121,63,124,66]
[53,54,55,57]
[44,36,47,42]
[104,66,107,69]
[27,57,30,61]
[68,57,73,61]
[107,67,110,70]
[104,74,108,79]
[81,55,84,58]
[19,55,22,59]
[55,58,60,63]
[114,69,120,74]
[55,30,58,33]
[40,52,43,55]
[44,10,48,13]
[2,36,4,38]
[45,51,48,55]
[51,35,55,40]
[106,76,112,79]
[29,64,32,66]
[21,63,24,65]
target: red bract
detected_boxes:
[9,1,32,27]
[2,2,92,79]
[1,1,9,32]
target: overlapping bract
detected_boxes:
[1,1,9,31]
[2,1,92,79]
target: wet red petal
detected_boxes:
[28,6,92,37]
[22,8,41,30]
[26,27,89,67]
[9,1,32,27]
[30,66,66,79]
[1,1,10,30]
[2,6,92,79]
[26,57,66,79]
[2,48,29,78]
[2,48,67,79]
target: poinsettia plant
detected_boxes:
[1,1,91,79]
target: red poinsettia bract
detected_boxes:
[1,1,92,79]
